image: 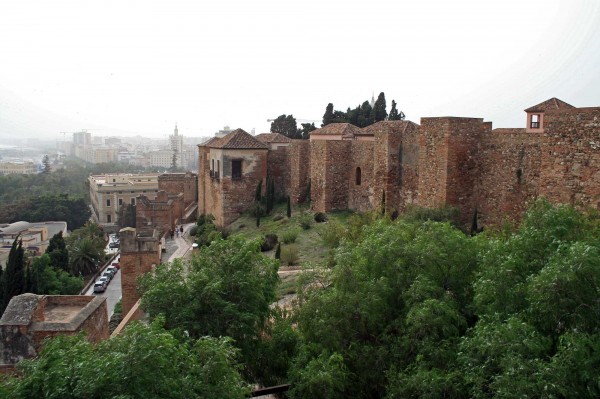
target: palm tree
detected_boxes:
[69,238,104,276]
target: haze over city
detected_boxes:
[1,0,599,140]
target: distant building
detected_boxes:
[0,161,37,175]
[88,173,160,232]
[0,221,68,266]
[72,130,91,146]
[93,148,119,164]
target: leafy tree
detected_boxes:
[1,237,26,314]
[46,231,69,271]
[322,103,334,127]
[0,319,251,399]
[16,194,90,230]
[299,122,316,140]
[41,154,51,174]
[358,101,373,126]
[138,236,279,380]
[372,92,387,122]
[270,114,300,139]
[388,99,405,121]
[26,254,83,295]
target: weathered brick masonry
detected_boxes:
[197,98,599,229]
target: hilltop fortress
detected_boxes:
[197,98,599,229]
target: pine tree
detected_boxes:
[322,103,334,127]
[1,237,26,314]
[372,92,388,122]
[287,196,292,218]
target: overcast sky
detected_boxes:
[1,0,599,140]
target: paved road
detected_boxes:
[85,256,121,319]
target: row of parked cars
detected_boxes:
[93,260,120,293]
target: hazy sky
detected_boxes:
[1,0,599,140]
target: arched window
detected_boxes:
[356,167,362,185]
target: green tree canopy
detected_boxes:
[0,319,250,399]
[1,236,26,314]
[138,236,279,380]
[372,92,388,122]
[322,103,334,127]
[270,114,301,139]
[388,99,405,121]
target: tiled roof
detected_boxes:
[200,136,221,146]
[255,133,293,143]
[362,120,418,135]
[207,129,268,149]
[309,123,362,138]
[525,98,575,112]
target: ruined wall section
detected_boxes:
[417,118,450,208]
[445,118,488,226]
[219,149,268,226]
[398,122,421,210]
[197,146,210,215]
[158,172,198,206]
[266,146,290,201]
[347,140,374,212]
[475,131,542,227]
[417,117,486,226]
[310,140,352,213]
[120,228,161,316]
[540,107,600,210]
[288,140,311,204]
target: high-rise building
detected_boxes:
[169,125,184,168]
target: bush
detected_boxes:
[299,214,312,230]
[320,220,346,248]
[281,229,299,244]
[280,244,299,266]
[251,203,267,217]
[189,225,198,237]
[314,212,328,223]
[261,234,279,252]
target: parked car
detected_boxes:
[109,242,120,249]
[93,281,107,293]
[98,276,110,286]
[106,266,118,275]
[111,262,120,270]
[102,271,114,281]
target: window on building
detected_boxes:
[232,160,242,179]
[113,179,116,183]
[107,214,112,223]
[356,167,362,185]
[106,199,111,207]
[131,198,135,205]
[531,114,540,128]
[118,198,123,206]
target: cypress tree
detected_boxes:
[381,190,386,216]
[322,103,334,127]
[255,180,263,203]
[287,196,292,218]
[1,237,26,313]
[372,92,388,122]
[388,100,405,121]
[275,243,281,260]
[306,178,311,204]
[471,206,479,236]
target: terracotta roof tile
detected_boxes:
[208,129,268,149]
[255,133,292,143]
[309,123,362,138]
[525,98,575,112]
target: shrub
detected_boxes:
[280,244,299,266]
[314,212,328,223]
[189,225,198,237]
[320,220,346,248]
[261,234,279,252]
[251,203,266,217]
[299,214,312,230]
[281,229,299,244]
